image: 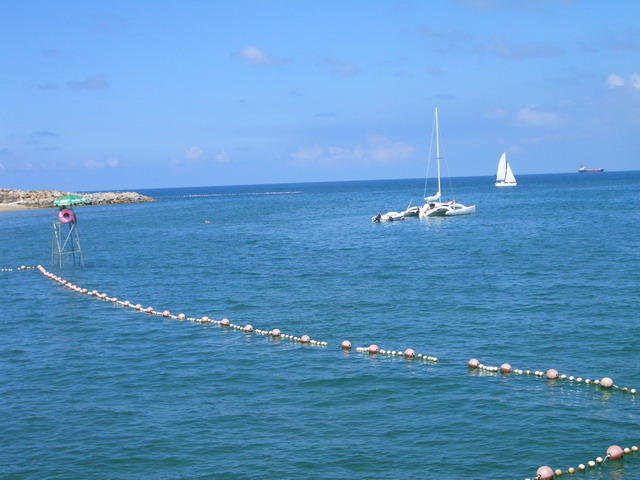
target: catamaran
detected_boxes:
[419,107,475,217]
[494,152,517,187]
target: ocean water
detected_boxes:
[1,172,639,480]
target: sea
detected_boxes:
[1,171,639,480]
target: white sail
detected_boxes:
[425,191,441,202]
[496,152,507,182]
[504,162,516,184]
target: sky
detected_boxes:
[1,0,639,191]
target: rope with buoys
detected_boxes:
[37,265,329,347]
[527,445,638,480]
[354,344,438,362]
[1,265,36,272]
[468,358,638,396]
[34,266,639,478]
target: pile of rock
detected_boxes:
[0,188,156,209]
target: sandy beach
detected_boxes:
[0,204,32,212]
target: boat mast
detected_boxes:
[435,107,441,200]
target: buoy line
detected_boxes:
[355,344,438,362]
[1,265,36,272]
[34,266,639,478]
[468,359,638,396]
[527,445,638,480]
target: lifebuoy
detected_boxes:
[58,208,75,223]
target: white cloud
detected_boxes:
[215,151,229,163]
[515,106,562,127]
[606,74,625,88]
[85,158,120,168]
[291,136,414,165]
[186,146,204,160]
[106,158,119,167]
[630,73,640,89]
[0,163,4,169]
[238,46,288,66]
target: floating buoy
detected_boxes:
[368,344,379,354]
[536,465,554,480]
[177,313,186,321]
[404,348,415,358]
[270,328,281,337]
[341,340,351,350]
[546,369,559,379]
[300,335,310,343]
[600,377,614,389]
[220,318,230,326]
[500,363,512,373]
[468,358,479,368]
[244,324,253,333]
[607,445,624,460]
[162,310,170,317]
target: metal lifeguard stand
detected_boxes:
[51,195,88,268]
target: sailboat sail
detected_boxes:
[495,152,516,186]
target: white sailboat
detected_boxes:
[419,107,476,218]
[494,152,517,187]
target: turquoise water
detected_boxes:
[1,172,639,479]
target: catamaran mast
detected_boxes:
[435,106,441,200]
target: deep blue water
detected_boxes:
[1,172,639,479]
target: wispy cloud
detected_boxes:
[237,46,290,66]
[607,73,640,89]
[214,151,229,163]
[67,75,109,90]
[186,146,204,161]
[36,82,60,91]
[515,106,563,127]
[483,36,563,59]
[85,157,120,168]
[324,57,360,76]
[484,108,508,119]
[291,135,414,165]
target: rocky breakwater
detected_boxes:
[0,188,156,209]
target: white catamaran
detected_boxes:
[494,152,517,187]
[419,107,476,217]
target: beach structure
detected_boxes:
[51,195,88,267]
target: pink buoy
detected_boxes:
[600,377,614,389]
[468,358,480,368]
[607,445,624,460]
[300,335,310,343]
[271,328,281,337]
[220,318,230,326]
[244,324,254,333]
[58,208,75,223]
[162,310,170,317]
[177,313,186,321]
[536,465,554,480]
[145,307,153,313]
[368,344,379,354]
[546,369,559,379]
[341,340,351,350]
[500,363,512,373]
[404,348,415,358]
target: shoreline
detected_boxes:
[0,189,156,212]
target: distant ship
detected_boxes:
[578,165,604,173]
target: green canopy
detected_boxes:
[53,194,90,207]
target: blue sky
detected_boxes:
[1,0,639,191]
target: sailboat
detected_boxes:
[419,107,476,217]
[494,152,517,187]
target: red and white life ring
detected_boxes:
[58,208,75,223]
